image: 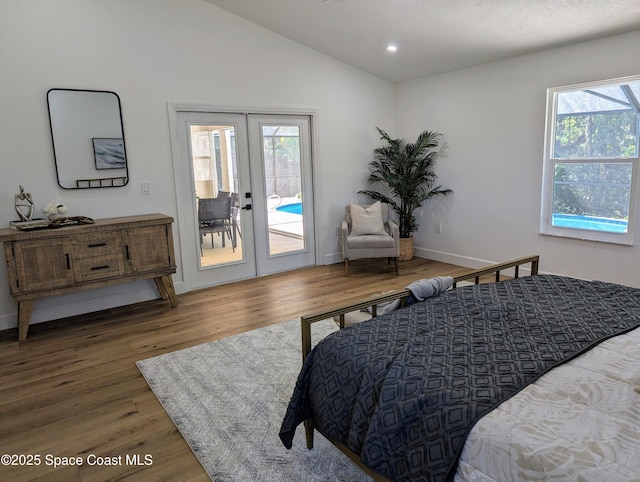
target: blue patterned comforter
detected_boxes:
[279,275,640,481]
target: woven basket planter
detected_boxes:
[398,237,414,261]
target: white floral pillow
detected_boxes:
[350,202,387,236]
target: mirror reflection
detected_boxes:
[47,89,128,189]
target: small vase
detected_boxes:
[48,214,65,221]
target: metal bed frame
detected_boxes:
[297,255,540,480]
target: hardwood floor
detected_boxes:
[0,258,473,481]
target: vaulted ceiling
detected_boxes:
[203,0,640,83]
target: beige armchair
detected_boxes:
[341,202,399,276]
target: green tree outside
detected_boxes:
[553,110,637,221]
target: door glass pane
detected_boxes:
[552,162,631,234]
[262,125,305,255]
[190,125,244,267]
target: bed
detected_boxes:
[279,256,640,481]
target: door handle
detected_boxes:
[242,204,252,211]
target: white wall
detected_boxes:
[3,1,638,334]
[396,30,640,288]
[0,0,394,331]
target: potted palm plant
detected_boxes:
[359,127,452,261]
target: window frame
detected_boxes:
[540,74,640,246]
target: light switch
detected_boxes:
[141,182,151,195]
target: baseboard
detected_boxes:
[327,247,537,276]
[326,248,503,271]
[320,249,541,279]
[328,247,498,268]
[324,252,343,265]
[0,312,16,333]
[414,247,496,269]
[416,247,537,277]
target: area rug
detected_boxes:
[136,318,372,481]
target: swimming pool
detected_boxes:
[552,214,628,234]
[275,202,303,215]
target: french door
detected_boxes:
[173,110,315,290]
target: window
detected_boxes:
[540,75,640,244]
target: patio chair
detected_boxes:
[199,197,234,254]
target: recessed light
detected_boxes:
[386,45,397,53]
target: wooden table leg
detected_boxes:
[154,277,168,301]
[18,300,34,341]
[154,275,178,307]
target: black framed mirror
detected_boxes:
[47,88,129,189]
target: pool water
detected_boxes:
[552,214,628,234]
[275,202,303,215]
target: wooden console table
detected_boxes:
[0,214,178,340]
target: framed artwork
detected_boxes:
[92,138,126,170]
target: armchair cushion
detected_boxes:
[349,202,387,236]
[347,234,396,249]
